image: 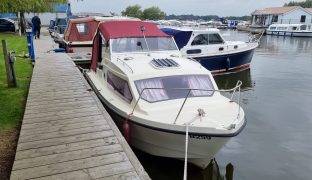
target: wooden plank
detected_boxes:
[20,121,106,137]
[25,93,92,105]
[15,137,118,160]
[24,101,96,115]
[13,144,123,170]
[22,107,99,121]
[17,130,114,151]
[98,171,140,180]
[27,89,91,99]
[20,115,104,133]
[22,109,101,124]
[19,125,110,143]
[28,84,87,92]
[10,152,129,179]
[30,161,135,180]
[26,96,93,107]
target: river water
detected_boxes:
[134,30,312,180]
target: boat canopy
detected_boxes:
[98,21,170,40]
[161,28,192,49]
[64,16,100,42]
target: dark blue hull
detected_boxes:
[194,48,255,74]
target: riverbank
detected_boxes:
[0,33,33,179]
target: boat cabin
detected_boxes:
[62,16,139,53]
[161,28,225,49]
[90,21,217,104]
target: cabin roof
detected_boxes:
[98,21,170,40]
[64,16,140,42]
[252,6,300,15]
[161,27,220,49]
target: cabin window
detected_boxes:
[300,25,307,30]
[270,26,277,30]
[300,15,306,23]
[111,37,177,53]
[272,16,278,23]
[76,23,88,35]
[292,26,297,30]
[107,71,133,103]
[208,34,224,44]
[277,27,287,30]
[191,34,208,45]
[135,75,214,103]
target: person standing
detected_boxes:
[31,15,41,39]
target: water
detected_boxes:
[134,30,312,180]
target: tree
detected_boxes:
[142,6,166,20]
[0,0,66,33]
[121,4,143,19]
[284,0,312,8]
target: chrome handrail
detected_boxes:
[117,58,134,74]
[129,80,243,124]
[248,30,264,44]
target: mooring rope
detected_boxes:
[183,123,189,180]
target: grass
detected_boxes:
[0,33,33,129]
[0,33,33,179]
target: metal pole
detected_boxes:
[2,40,14,87]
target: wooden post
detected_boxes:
[225,163,234,180]
[2,40,14,87]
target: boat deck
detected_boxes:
[10,36,150,180]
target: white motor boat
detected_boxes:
[266,24,312,37]
[85,20,246,168]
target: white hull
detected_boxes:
[107,104,231,169]
[266,30,312,37]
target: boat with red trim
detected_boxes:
[85,20,246,168]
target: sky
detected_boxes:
[69,0,304,17]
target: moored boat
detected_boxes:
[61,16,139,53]
[161,27,259,74]
[266,24,312,37]
[85,20,246,168]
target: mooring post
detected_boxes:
[225,163,234,180]
[2,40,15,87]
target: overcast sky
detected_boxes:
[69,0,304,16]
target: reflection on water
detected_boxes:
[214,69,254,91]
[134,148,232,180]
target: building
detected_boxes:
[24,4,69,26]
[251,6,312,27]
[0,4,69,26]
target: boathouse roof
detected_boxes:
[252,6,300,15]
[306,8,312,14]
[98,21,170,40]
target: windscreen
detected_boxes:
[111,37,178,53]
[135,75,214,103]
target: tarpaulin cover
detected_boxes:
[90,32,101,71]
[64,17,99,42]
[98,21,170,40]
[161,28,192,49]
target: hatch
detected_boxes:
[151,58,180,68]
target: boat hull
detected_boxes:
[194,48,255,74]
[266,30,312,37]
[103,102,231,169]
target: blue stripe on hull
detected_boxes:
[194,48,255,72]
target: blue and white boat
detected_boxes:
[161,27,259,74]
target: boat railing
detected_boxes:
[129,80,242,124]
[117,58,134,74]
[247,30,264,43]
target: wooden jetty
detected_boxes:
[10,36,150,180]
